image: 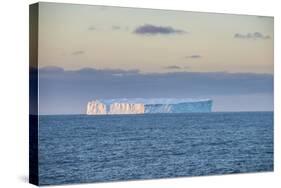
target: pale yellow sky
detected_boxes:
[38,2,274,74]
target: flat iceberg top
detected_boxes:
[98,98,212,105]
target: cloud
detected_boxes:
[185,55,202,59]
[234,32,270,40]
[77,67,140,75]
[40,67,140,76]
[133,24,186,35]
[72,50,85,55]
[164,65,182,70]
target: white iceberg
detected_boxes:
[86,98,212,115]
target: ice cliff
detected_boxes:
[86,98,212,115]
[86,100,107,115]
[144,101,212,113]
[109,103,144,114]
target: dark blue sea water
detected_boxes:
[38,112,273,185]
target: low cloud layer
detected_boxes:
[185,55,202,59]
[134,24,186,35]
[164,65,182,70]
[234,32,270,40]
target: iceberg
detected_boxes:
[86,98,212,115]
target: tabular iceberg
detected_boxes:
[86,98,212,115]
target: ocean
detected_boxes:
[38,112,273,185]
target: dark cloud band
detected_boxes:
[134,24,186,35]
[165,65,182,70]
[185,55,202,59]
[234,32,270,40]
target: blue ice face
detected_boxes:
[144,100,212,113]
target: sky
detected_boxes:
[36,2,274,114]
